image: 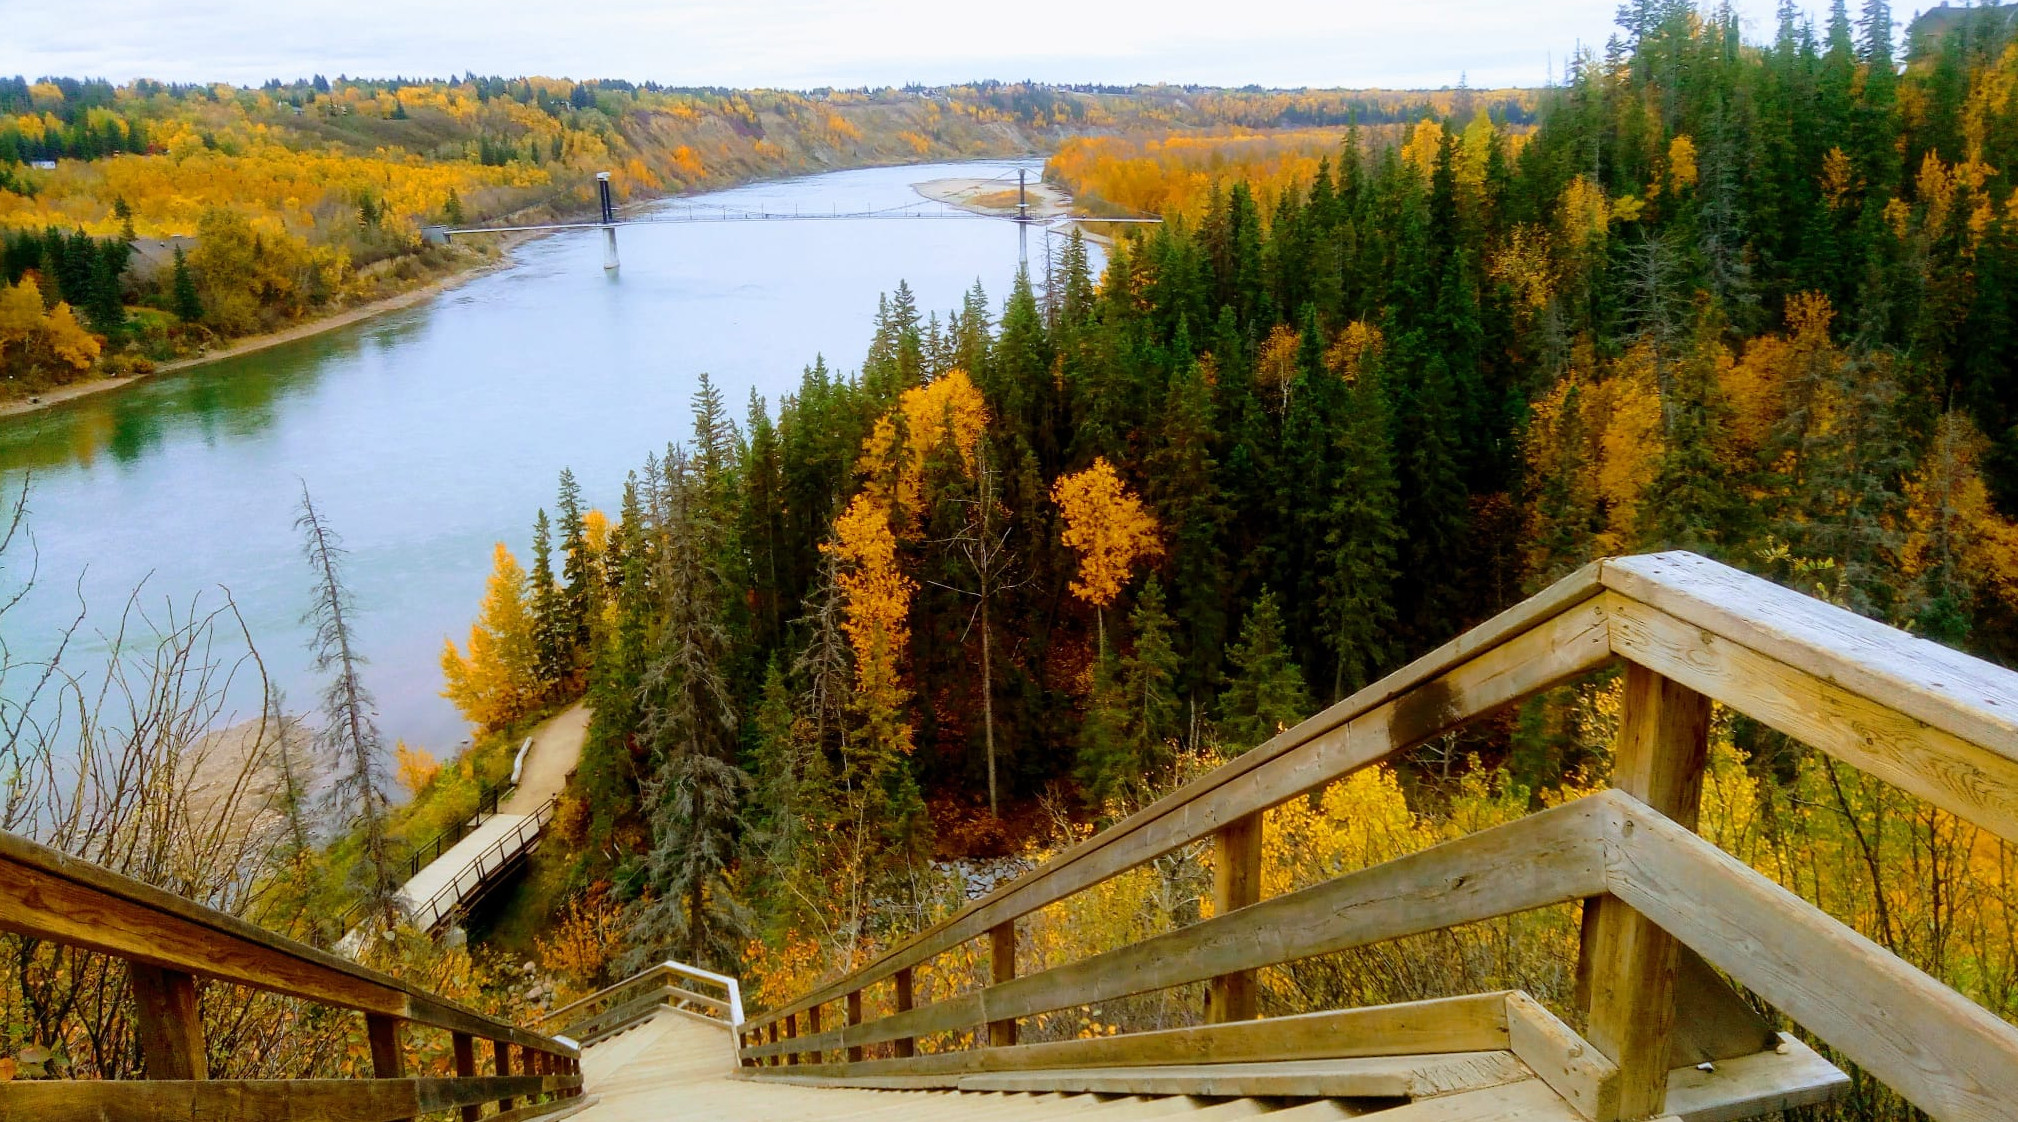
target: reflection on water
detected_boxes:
[0,160,1066,752]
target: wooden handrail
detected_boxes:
[0,829,581,1121]
[747,559,1615,1030]
[545,959,744,1032]
[739,551,2018,1122]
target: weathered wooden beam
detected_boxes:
[452,1032,479,1122]
[806,1001,824,1065]
[1581,664,1710,1119]
[129,963,206,1081]
[753,992,1510,1084]
[1208,811,1263,1023]
[1505,991,1618,1122]
[846,990,865,1064]
[0,834,570,1058]
[1599,788,2018,1122]
[740,564,1611,1034]
[988,921,1017,1047]
[741,797,1609,1060]
[1605,591,2018,844]
[495,1039,515,1112]
[785,1012,798,1065]
[892,968,914,1059]
[368,1013,410,1122]
[1599,552,2018,771]
[0,1074,580,1122]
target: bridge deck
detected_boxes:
[396,809,542,929]
[567,1004,1842,1122]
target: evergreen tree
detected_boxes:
[530,508,565,690]
[556,467,593,658]
[1216,589,1313,753]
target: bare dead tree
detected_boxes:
[295,482,399,930]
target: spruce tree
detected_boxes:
[1216,589,1313,753]
[556,467,592,659]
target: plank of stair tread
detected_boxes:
[747,569,1610,1032]
[1658,1034,1849,1122]
[1604,593,2018,844]
[1171,1100,1275,1120]
[1077,1095,1222,1119]
[1504,991,1619,1121]
[754,802,1605,1060]
[1599,552,2018,760]
[755,994,1513,1080]
[1252,1101,1368,1121]
[1601,791,2018,1122]
[953,1053,1530,1099]
[1352,1077,1585,1121]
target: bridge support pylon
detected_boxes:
[598,171,620,271]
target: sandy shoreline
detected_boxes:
[0,241,526,421]
[913,175,1074,219]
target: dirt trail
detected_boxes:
[505,702,591,812]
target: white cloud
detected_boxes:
[0,0,1835,89]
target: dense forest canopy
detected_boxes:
[0,73,1524,397]
[414,0,2018,1032]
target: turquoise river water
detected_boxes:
[0,159,1058,753]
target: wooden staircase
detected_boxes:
[2,551,2015,1122]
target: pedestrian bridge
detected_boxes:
[1,552,2014,1122]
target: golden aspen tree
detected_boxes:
[440,542,542,731]
[393,740,441,796]
[823,493,917,761]
[1052,457,1162,652]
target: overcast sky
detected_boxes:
[4,0,1864,91]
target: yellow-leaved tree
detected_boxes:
[394,741,441,796]
[0,277,100,394]
[440,542,543,731]
[1052,456,1162,653]
[823,492,917,763]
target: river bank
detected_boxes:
[0,238,534,421]
[1,163,1064,423]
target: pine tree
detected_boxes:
[556,467,592,658]
[530,508,565,690]
[1216,589,1312,753]
[1319,347,1402,697]
[171,243,202,324]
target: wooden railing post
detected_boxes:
[805,1002,822,1064]
[767,1019,780,1066]
[1578,663,1711,1120]
[452,1032,479,1122]
[366,1013,411,1122]
[893,966,915,1058]
[987,919,1017,1046]
[785,1011,798,1065]
[494,1039,515,1112]
[846,989,865,1063]
[129,962,206,1080]
[1208,810,1263,1023]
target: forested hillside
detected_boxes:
[408,6,2018,1116]
[0,75,1523,399]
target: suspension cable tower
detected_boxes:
[597,171,619,270]
[426,168,1160,272]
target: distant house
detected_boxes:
[29,159,55,170]
[1908,2,2018,59]
[123,236,199,287]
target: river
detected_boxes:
[0,159,1066,755]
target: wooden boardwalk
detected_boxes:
[568,1004,1842,1121]
[5,551,2015,1122]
